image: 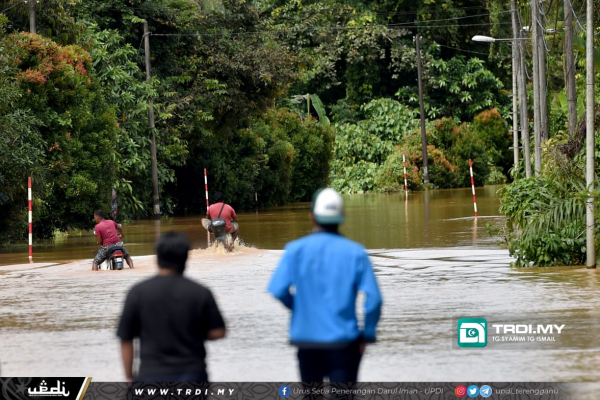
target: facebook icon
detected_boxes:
[279,385,291,398]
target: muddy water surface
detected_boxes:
[0,187,502,265]
[1,187,600,387]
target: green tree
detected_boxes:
[0,31,118,238]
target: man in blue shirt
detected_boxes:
[267,188,382,382]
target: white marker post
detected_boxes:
[469,159,478,218]
[402,150,408,196]
[204,168,210,247]
[28,177,32,263]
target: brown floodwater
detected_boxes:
[1,186,600,389]
[0,186,503,265]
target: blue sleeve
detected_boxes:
[267,249,294,309]
[357,252,382,342]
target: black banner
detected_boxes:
[2,381,599,400]
[83,382,593,400]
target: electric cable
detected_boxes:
[565,0,586,32]
[0,1,22,14]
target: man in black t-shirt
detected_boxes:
[117,232,226,382]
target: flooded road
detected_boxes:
[0,247,599,386]
[0,186,503,265]
[1,187,599,388]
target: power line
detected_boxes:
[437,43,490,55]
[148,22,511,39]
[565,0,586,32]
[371,5,491,16]
[1,1,22,14]
[516,8,533,81]
[122,9,501,28]
[98,4,492,18]
[87,5,502,29]
[382,11,502,26]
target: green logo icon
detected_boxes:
[458,318,487,348]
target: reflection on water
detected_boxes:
[1,185,600,385]
[0,248,599,384]
[0,186,504,265]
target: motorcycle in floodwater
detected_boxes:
[99,247,127,270]
[202,202,235,252]
[209,218,234,252]
[94,226,130,270]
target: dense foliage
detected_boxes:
[331,99,507,193]
[1,0,549,244]
[499,141,600,267]
[488,0,600,267]
[0,29,118,239]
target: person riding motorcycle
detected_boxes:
[201,192,239,249]
[92,210,134,270]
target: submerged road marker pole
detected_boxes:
[204,168,210,248]
[469,159,478,218]
[204,168,210,211]
[402,150,408,196]
[28,177,32,263]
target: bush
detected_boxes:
[0,32,118,239]
[331,160,380,193]
[499,177,594,266]
[173,108,334,211]
[331,98,419,192]
[446,122,490,187]
[473,109,511,176]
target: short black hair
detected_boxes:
[156,231,190,273]
[212,191,224,203]
[319,224,339,234]
[94,210,105,218]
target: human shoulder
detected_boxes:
[283,234,316,252]
[325,234,367,255]
[338,235,367,252]
[128,275,160,293]
[178,275,214,298]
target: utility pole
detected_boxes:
[531,0,542,175]
[564,0,577,136]
[585,0,595,269]
[514,4,532,178]
[414,35,430,185]
[144,21,161,219]
[517,36,532,178]
[510,0,520,174]
[28,0,36,34]
[537,6,548,142]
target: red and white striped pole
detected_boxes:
[204,168,210,247]
[469,159,478,218]
[402,150,408,195]
[204,168,210,212]
[28,177,32,263]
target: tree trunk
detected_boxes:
[531,0,542,174]
[538,11,548,142]
[564,0,577,136]
[558,104,600,159]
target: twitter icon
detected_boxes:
[480,385,492,398]
[467,385,479,398]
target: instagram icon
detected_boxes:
[455,385,467,397]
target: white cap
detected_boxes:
[311,188,345,225]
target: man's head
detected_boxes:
[94,210,105,224]
[310,188,345,231]
[156,231,190,274]
[213,191,224,204]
